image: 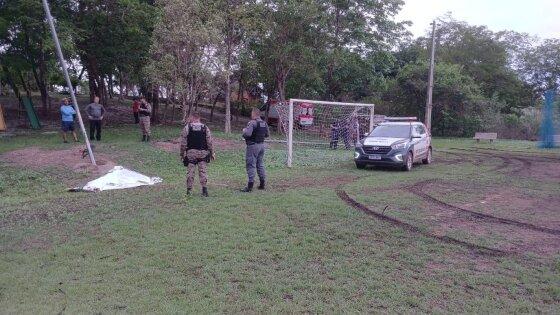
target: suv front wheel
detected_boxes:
[422,147,432,164]
[356,162,366,169]
[402,152,413,171]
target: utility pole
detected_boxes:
[425,20,437,133]
[41,0,96,165]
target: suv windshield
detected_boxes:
[369,124,411,138]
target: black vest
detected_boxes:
[247,120,268,145]
[139,104,150,116]
[186,124,208,150]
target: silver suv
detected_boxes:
[354,121,432,171]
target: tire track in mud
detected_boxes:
[436,150,482,165]
[466,147,560,162]
[444,148,536,173]
[407,180,560,236]
[336,189,508,256]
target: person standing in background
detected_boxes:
[85,96,105,141]
[241,108,269,192]
[59,98,78,143]
[139,97,152,142]
[132,97,140,124]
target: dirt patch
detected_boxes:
[153,137,244,153]
[518,160,560,182]
[0,146,116,175]
[404,180,560,256]
[408,180,560,236]
[336,189,507,256]
[448,148,560,179]
[460,187,560,232]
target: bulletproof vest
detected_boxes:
[139,104,150,116]
[247,120,268,144]
[186,123,208,150]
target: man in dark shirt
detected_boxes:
[241,108,270,192]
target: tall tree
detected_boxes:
[147,0,219,122]
[214,0,258,133]
[0,0,72,112]
[68,0,155,104]
[254,0,324,102]
[321,0,408,100]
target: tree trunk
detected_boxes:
[162,86,169,123]
[2,64,22,106]
[108,74,114,99]
[225,36,232,134]
[150,85,160,123]
[210,93,219,122]
[19,72,32,99]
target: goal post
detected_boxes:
[278,99,375,167]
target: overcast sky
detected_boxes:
[397,0,560,39]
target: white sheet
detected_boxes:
[82,166,162,191]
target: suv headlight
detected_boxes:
[391,142,408,150]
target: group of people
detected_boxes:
[61,97,270,197]
[180,108,269,197]
[59,96,152,143]
[330,116,359,150]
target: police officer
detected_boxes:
[180,112,214,197]
[139,97,152,142]
[241,108,269,192]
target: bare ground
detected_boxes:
[404,179,560,257]
[0,146,116,175]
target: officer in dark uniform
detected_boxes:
[180,112,214,197]
[241,108,269,192]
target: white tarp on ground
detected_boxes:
[83,166,162,192]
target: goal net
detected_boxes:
[275,99,376,167]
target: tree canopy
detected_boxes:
[0,0,557,138]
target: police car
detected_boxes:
[354,118,432,171]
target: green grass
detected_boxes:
[1,126,559,313]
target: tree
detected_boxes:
[68,0,155,104]
[0,0,73,113]
[214,0,259,133]
[253,0,324,102]
[383,61,498,136]
[320,0,409,100]
[517,39,560,95]
[147,0,219,122]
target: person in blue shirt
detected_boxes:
[60,98,79,143]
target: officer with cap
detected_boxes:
[241,108,269,192]
[180,112,214,197]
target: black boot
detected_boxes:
[187,188,191,195]
[241,182,254,192]
[146,135,150,142]
[202,187,209,197]
[258,179,265,190]
[142,135,146,142]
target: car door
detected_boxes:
[413,125,428,160]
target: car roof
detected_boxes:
[379,122,424,126]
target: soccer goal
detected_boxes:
[275,99,376,167]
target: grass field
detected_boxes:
[1,125,559,313]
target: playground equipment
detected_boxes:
[22,97,41,129]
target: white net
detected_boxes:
[274,99,375,166]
